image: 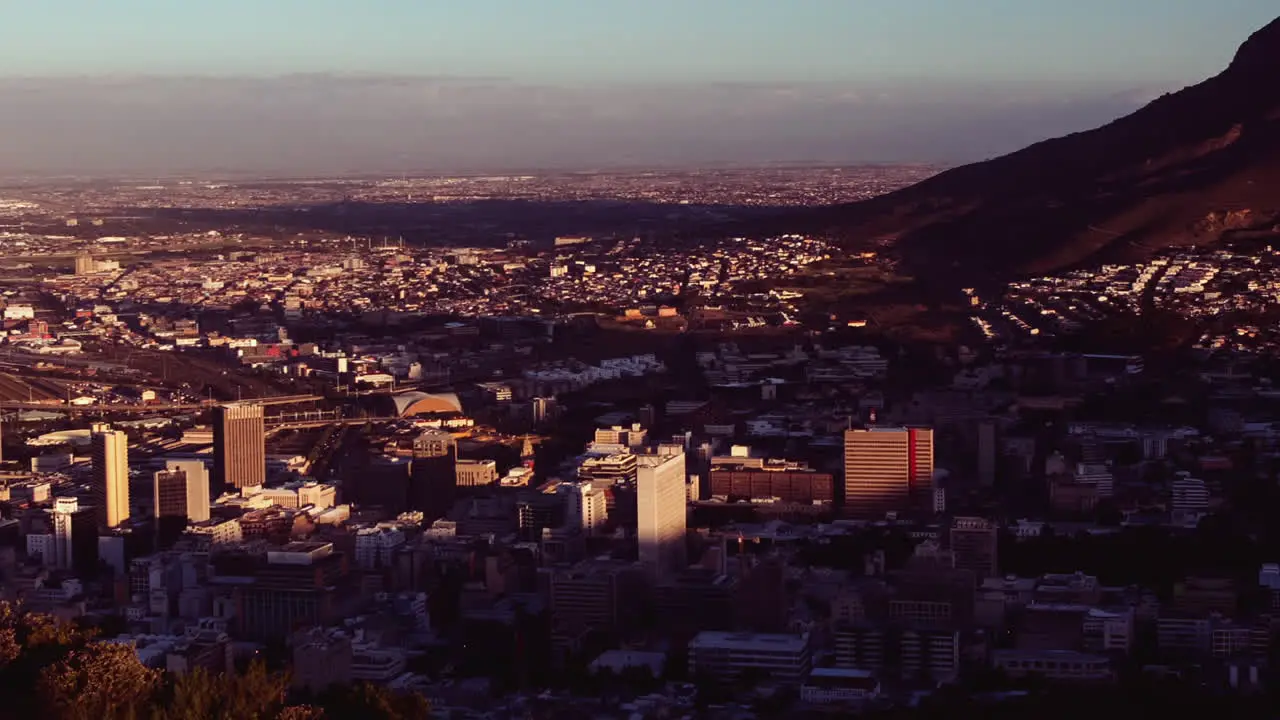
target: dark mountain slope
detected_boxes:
[812,16,1280,282]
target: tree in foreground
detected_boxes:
[0,603,431,720]
[37,642,161,720]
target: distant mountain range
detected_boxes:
[808,16,1280,284]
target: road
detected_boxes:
[266,416,401,432]
[0,393,324,412]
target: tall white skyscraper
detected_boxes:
[563,481,608,536]
[51,496,79,569]
[164,459,211,522]
[636,451,687,581]
[91,426,130,530]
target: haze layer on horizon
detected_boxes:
[0,1,1274,177]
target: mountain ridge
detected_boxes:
[809,15,1280,284]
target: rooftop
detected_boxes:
[689,631,809,653]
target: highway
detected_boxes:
[0,393,325,412]
[266,416,401,432]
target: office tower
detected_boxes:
[547,559,647,641]
[843,427,934,518]
[637,451,687,581]
[166,459,211,522]
[155,462,211,524]
[977,420,997,487]
[233,542,348,641]
[154,470,187,519]
[51,497,79,569]
[949,516,998,582]
[74,252,96,275]
[531,397,553,425]
[31,497,101,575]
[563,481,608,536]
[91,426,130,530]
[213,403,266,490]
[409,429,456,519]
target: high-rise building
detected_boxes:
[155,461,211,523]
[166,459,211,522]
[637,452,687,581]
[531,397,553,425]
[233,542,349,641]
[51,496,79,569]
[154,470,187,518]
[74,252,96,276]
[29,497,102,575]
[213,403,266,490]
[1171,476,1209,514]
[563,481,608,536]
[91,426,130,530]
[409,429,456,519]
[949,516,998,582]
[843,427,934,518]
[977,420,997,487]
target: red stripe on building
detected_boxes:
[908,428,918,497]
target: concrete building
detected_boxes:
[92,426,130,530]
[154,470,189,520]
[154,462,211,524]
[165,459,211,522]
[992,649,1112,683]
[355,525,406,570]
[689,631,812,685]
[26,497,97,575]
[843,427,934,517]
[800,668,881,707]
[579,453,638,485]
[237,542,349,641]
[547,559,646,638]
[455,459,498,487]
[1171,475,1210,524]
[409,430,456,519]
[594,424,648,449]
[637,452,687,581]
[949,516,998,582]
[185,518,243,547]
[51,497,81,570]
[977,419,997,487]
[298,482,336,510]
[563,481,608,536]
[213,403,266,490]
[707,458,835,506]
[1083,608,1134,654]
[291,628,353,693]
[74,252,96,276]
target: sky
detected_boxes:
[0,1,1275,175]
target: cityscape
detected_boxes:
[3,4,1280,720]
[4,168,1280,718]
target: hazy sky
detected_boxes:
[0,2,1275,175]
[4,0,1275,83]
